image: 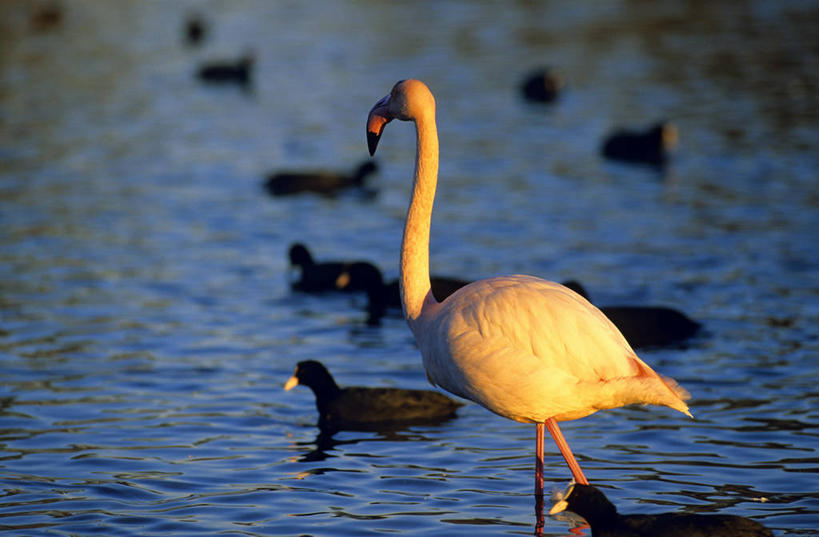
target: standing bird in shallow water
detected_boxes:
[366,79,691,497]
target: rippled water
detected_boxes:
[1,1,818,535]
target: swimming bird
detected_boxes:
[520,67,564,103]
[549,482,773,537]
[196,51,254,89]
[356,272,700,348]
[342,264,470,326]
[264,160,378,197]
[367,275,702,348]
[184,14,207,46]
[383,275,470,309]
[287,243,382,295]
[601,121,678,167]
[366,79,691,496]
[284,360,463,431]
[29,2,63,32]
[561,281,702,349]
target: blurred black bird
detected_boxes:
[601,121,678,167]
[196,51,254,89]
[284,360,463,431]
[184,14,207,46]
[520,67,564,103]
[288,243,381,295]
[29,2,63,32]
[561,281,701,349]
[265,160,378,197]
[352,266,701,348]
[340,263,467,326]
[550,482,773,537]
[382,275,469,310]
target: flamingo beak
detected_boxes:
[366,94,392,156]
[283,375,299,391]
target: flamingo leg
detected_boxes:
[534,423,545,535]
[534,491,544,536]
[544,417,589,485]
[535,422,544,497]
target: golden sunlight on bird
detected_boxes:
[366,79,691,497]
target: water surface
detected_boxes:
[1,1,817,535]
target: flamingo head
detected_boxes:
[366,79,435,156]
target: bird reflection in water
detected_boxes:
[291,428,438,464]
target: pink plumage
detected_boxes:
[366,79,691,495]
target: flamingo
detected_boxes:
[365,79,692,496]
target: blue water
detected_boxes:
[1,1,817,535]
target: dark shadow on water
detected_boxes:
[294,430,346,463]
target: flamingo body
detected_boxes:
[366,79,690,492]
[414,275,688,424]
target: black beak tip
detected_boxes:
[367,131,380,157]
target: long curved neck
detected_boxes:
[400,110,438,322]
